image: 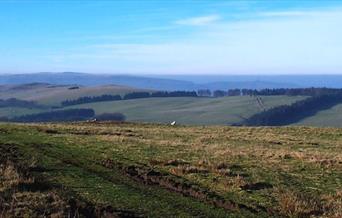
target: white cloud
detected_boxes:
[175,15,221,26]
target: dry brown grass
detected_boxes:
[0,163,21,191]
[0,162,67,218]
[275,189,342,218]
[276,189,323,217]
[1,191,67,218]
[17,122,342,217]
[321,190,342,218]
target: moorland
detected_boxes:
[0,122,341,217]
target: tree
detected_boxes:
[213,90,227,97]
[227,89,241,96]
[197,89,212,97]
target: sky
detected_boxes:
[1,0,342,75]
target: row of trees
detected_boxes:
[95,113,126,122]
[150,91,197,98]
[197,89,242,97]
[62,95,122,106]
[60,88,342,107]
[243,93,342,126]
[198,88,342,97]
[61,91,198,106]
[249,88,342,96]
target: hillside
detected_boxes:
[295,103,342,127]
[2,83,342,127]
[0,83,151,106]
[67,95,306,125]
[0,122,341,217]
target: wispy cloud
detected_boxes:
[175,15,221,26]
[259,10,327,18]
[46,7,342,74]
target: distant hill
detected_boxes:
[0,72,196,90]
[157,74,342,88]
[0,82,150,106]
[0,72,299,91]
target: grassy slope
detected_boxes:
[0,107,45,118]
[0,122,341,217]
[68,95,306,125]
[295,103,342,127]
[0,84,150,106]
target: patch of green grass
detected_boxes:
[295,103,342,127]
[0,107,44,118]
[0,84,150,106]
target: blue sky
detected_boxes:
[1,0,342,74]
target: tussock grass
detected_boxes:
[0,122,341,217]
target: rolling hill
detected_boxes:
[0,83,151,106]
[66,95,306,125]
[295,103,342,127]
[1,81,341,127]
[0,72,300,91]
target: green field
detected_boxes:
[295,103,342,127]
[0,83,149,106]
[4,84,342,127]
[67,95,307,125]
[1,122,341,217]
[0,107,47,118]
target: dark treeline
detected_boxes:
[243,93,342,126]
[62,91,198,106]
[0,98,46,109]
[95,113,126,122]
[199,88,342,97]
[213,90,226,97]
[1,109,95,122]
[151,91,197,97]
[122,91,197,99]
[198,89,242,97]
[60,88,342,107]
[123,92,151,100]
[61,95,122,106]
[197,89,212,97]
[248,88,342,96]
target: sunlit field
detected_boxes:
[1,122,341,217]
